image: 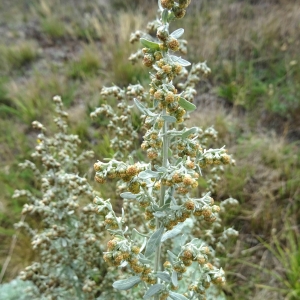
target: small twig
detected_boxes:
[0,214,26,284]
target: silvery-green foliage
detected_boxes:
[0,279,33,300]
[15,96,113,299]
[93,1,238,299]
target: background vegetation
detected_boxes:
[0,0,299,299]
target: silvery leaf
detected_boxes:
[134,98,157,117]
[120,261,128,268]
[182,127,198,138]
[153,211,166,218]
[139,256,151,264]
[162,115,177,123]
[113,276,141,290]
[170,28,184,39]
[171,271,178,287]
[143,284,164,299]
[120,192,137,199]
[156,271,171,282]
[158,0,163,11]
[167,250,177,263]
[176,57,191,66]
[169,55,191,66]
[138,170,159,179]
[161,222,185,242]
[169,291,189,300]
[155,166,167,172]
[145,227,164,257]
[169,205,182,210]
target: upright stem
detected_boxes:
[154,115,168,299]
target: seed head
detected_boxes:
[128,181,140,194]
[143,54,154,67]
[174,63,182,74]
[95,173,106,184]
[147,149,158,160]
[221,153,231,164]
[165,91,175,103]
[162,65,172,74]
[107,239,118,251]
[173,7,186,19]
[179,0,191,9]
[154,90,164,100]
[167,37,180,51]
[126,165,139,176]
[185,199,195,211]
[131,245,140,254]
[161,0,174,10]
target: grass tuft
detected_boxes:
[67,44,101,79]
[0,42,39,73]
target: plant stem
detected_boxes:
[154,115,169,299]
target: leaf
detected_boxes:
[161,222,185,242]
[112,276,141,290]
[168,148,173,157]
[169,55,191,66]
[170,28,184,39]
[138,170,159,179]
[162,115,177,123]
[162,9,169,24]
[144,227,164,257]
[181,127,198,139]
[153,211,166,218]
[176,57,191,66]
[171,271,178,287]
[120,192,137,199]
[178,97,196,112]
[61,238,67,247]
[143,284,164,299]
[167,250,178,264]
[156,271,171,282]
[140,38,160,51]
[169,291,189,300]
[155,166,167,172]
[169,204,182,210]
[158,0,163,11]
[134,98,157,117]
[139,257,152,264]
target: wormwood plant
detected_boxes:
[92,1,238,299]
[13,96,112,299]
